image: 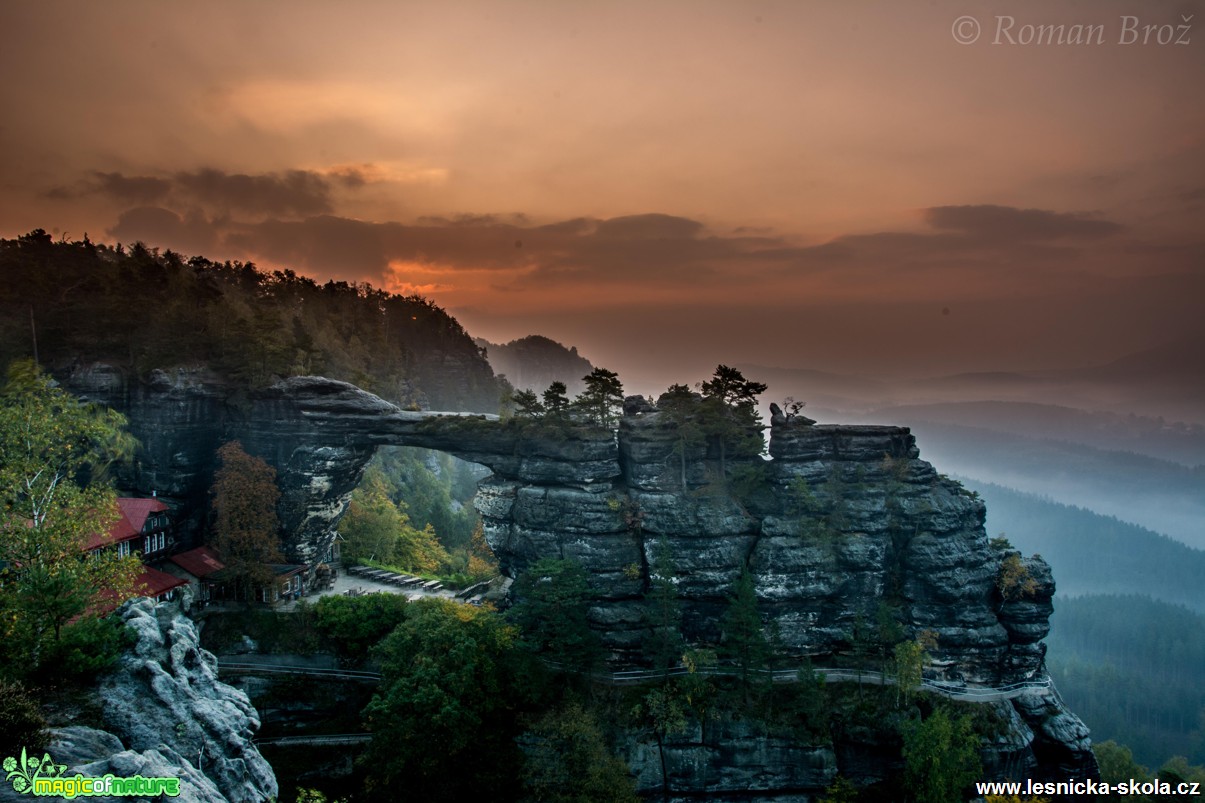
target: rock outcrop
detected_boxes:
[0,601,276,803]
[97,600,277,802]
[63,371,1096,789]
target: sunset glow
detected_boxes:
[2,0,1201,393]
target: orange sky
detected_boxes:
[2,0,1202,390]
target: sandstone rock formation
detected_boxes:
[63,370,1096,787]
[0,601,276,803]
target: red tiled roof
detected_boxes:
[93,565,188,615]
[169,546,226,579]
[136,565,188,598]
[117,497,168,533]
[83,497,169,552]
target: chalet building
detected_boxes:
[87,496,306,609]
[85,497,174,561]
[206,564,307,606]
[164,545,226,609]
[87,496,185,604]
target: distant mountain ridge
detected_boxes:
[737,333,1205,424]
[866,400,1205,467]
[476,334,594,396]
[968,480,1205,612]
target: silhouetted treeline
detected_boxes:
[1047,594,1205,768]
[0,230,500,411]
[968,480,1205,612]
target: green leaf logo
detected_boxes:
[4,746,67,795]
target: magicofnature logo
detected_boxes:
[3,746,180,798]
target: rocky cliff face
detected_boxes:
[0,601,277,803]
[62,371,1095,789]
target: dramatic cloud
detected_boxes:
[924,205,1123,242]
[61,169,341,217]
[97,194,1152,314]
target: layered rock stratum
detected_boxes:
[65,369,1097,787]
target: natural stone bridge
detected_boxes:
[63,369,1096,785]
[240,378,1046,690]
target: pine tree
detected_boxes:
[720,563,770,702]
[575,368,624,428]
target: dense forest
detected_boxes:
[339,446,492,586]
[1047,594,1205,769]
[0,230,500,411]
[969,480,1205,612]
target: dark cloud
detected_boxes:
[95,200,1138,298]
[593,214,705,240]
[924,204,1122,241]
[172,168,332,215]
[108,206,218,255]
[54,168,338,217]
[93,172,172,205]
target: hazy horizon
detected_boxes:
[3,0,1202,404]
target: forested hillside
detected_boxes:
[0,230,500,411]
[905,421,1205,547]
[476,334,595,396]
[1047,595,1205,768]
[870,401,1205,467]
[968,481,1205,612]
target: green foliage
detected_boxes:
[642,538,684,675]
[631,683,689,801]
[0,362,142,666]
[510,558,602,674]
[40,615,135,681]
[996,553,1037,601]
[780,660,828,742]
[0,680,48,759]
[0,234,501,411]
[519,702,639,803]
[541,381,571,420]
[817,775,859,803]
[719,564,769,699]
[209,441,283,599]
[658,384,707,489]
[574,368,623,428]
[901,707,982,803]
[892,636,932,706]
[697,365,766,478]
[293,790,348,803]
[1047,594,1205,767]
[512,388,546,418]
[368,447,480,553]
[362,599,536,801]
[1094,740,1154,803]
[339,464,449,574]
[313,593,410,664]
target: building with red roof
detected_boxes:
[84,497,172,558]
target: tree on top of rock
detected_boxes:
[658,383,706,489]
[541,381,571,421]
[574,368,624,429]
[209,441,283,601]
[701,365,768,410]
[698,365,767,477]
